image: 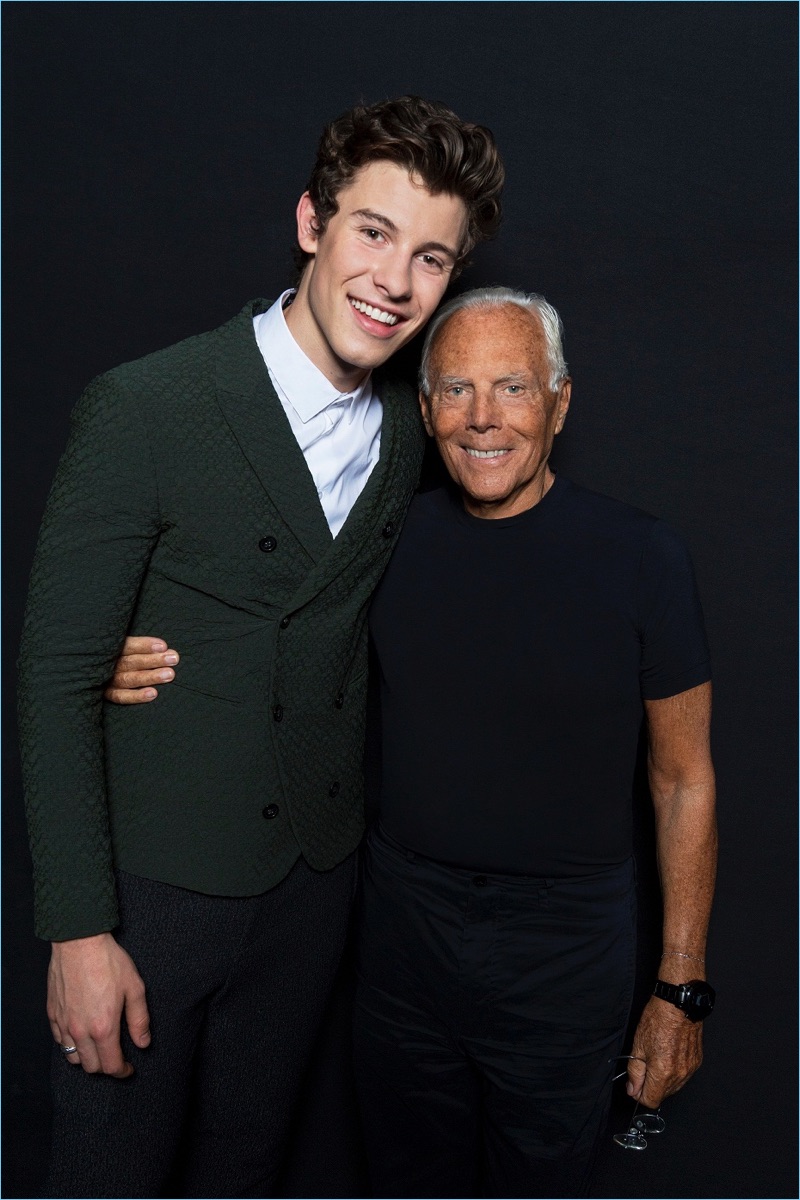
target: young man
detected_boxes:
[18,96,504,1197]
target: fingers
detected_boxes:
[125,985,152,1049]
[639,1070,668,1110]
[50,1018,81,1066]
[116,651,180,676]
[627,1059,668,1108]
[627,1046,670,1107]
[62,1031,131,1078]
[104,685,159,704]
[103,647,180,704]
[91,1028,134,1079]
[120,636,168,655]
[626,1056,646,1100]
[643,1048,702,1107]
[51,1024,129,1075]
[111,664,175,689]
[50,1013,132,1077]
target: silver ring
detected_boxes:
[59,1044,78,1055]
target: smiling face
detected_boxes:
[420,304,571,519]
[287,161,468,391]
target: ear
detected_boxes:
[554,379,572,434]
[418,390,435,438]
[296,192,321,255]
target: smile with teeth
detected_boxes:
[465,448,511,458]
[350,298,400,325]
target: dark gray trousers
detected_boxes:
[47,854,356,1198]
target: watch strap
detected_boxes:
[653,979,686,1006]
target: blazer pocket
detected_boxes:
[169,679,245,705]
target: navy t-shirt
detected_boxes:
[369,475,711,876]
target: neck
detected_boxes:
[284,278,369,394]
[463,465,555,520]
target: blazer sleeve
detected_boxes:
[18,370,163,940]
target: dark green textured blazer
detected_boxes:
[19,299,426,940]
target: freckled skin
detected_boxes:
[420,304,572,519]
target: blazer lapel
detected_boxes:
[284,370,425,612]
[214,299,333,564]
[333,370,419,550]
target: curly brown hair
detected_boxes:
[294,96,504,276]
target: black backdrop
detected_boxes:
[4,4,796,1198]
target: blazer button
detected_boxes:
[334,693,344,710]
[279,615,291,629]
[262,804,279,819]
[382,521,395,538]
[328,781,340,798]
[259,536,277,552]
[272,705,283,722]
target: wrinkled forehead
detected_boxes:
[429,304,547,380]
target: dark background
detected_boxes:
[4,3,796,1197]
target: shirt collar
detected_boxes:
[260,290,373,422]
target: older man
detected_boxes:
[108,288,716,1198]
[352,288,716,1197]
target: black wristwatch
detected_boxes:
[653,978,716,1022]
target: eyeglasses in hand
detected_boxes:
[608,1055,666,1151]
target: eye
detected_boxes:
[505,385,524,395]
[417,253,445,272]
[362,227,385,242]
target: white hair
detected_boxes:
[419,286,568,396]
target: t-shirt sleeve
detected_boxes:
[637,520,711,700]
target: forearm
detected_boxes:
[644,682,717,977]
[19,653,119,940]
[19,576,144,940]
[652,774,717,982]
[627,783,715,1105]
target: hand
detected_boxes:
[104,636,179,704]
[626,995,703,1109]
[48,933,151,1077]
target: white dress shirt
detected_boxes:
[253,291,382,538]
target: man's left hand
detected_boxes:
[626,996,703,1108]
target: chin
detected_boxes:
[338,337,394,372]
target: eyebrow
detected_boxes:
[351,208,399,233]
[434,372,534,391]
[437,373,530,385]
[350,209,460,261]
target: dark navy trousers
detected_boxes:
[353,825,636,1198]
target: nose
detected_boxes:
[373,250,412,302]
[467,388,501,432]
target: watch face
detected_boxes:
[687,980,716,1022]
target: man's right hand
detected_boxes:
[104,636,179,704]
[48,933,151,1077]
